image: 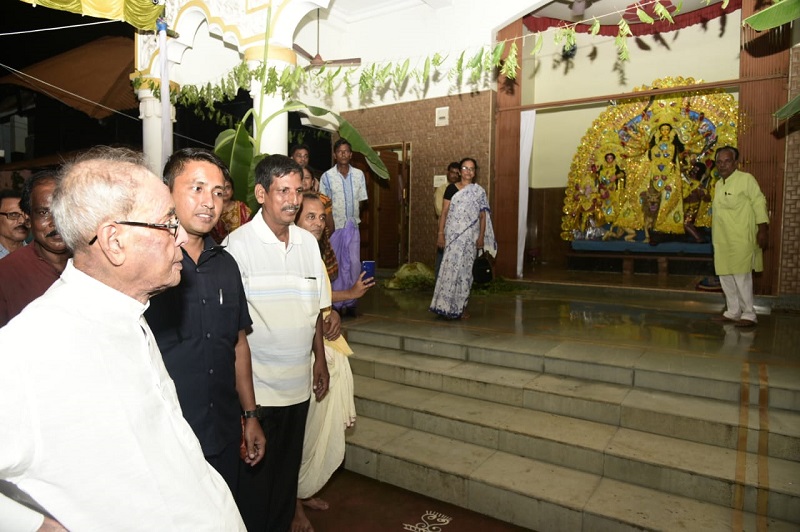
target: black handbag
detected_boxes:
[472,249,493,284]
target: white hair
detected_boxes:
[52,147,152,252]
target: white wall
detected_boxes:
[293,0,547,110]
[525,13,741,188]
[169,21,242,86]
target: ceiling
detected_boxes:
[527,0,724,26]
[325,0,723,27]
[326,0,456,24]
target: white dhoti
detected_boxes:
[297,339,356,499]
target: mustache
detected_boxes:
[46,230,60,238]
[282,204,299,212]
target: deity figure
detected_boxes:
[682,161,712,242]
[560,77,739,243]
[595,152,622,226]
[647,123,685,232]
[640,184,662,243]
[573,174,599,235]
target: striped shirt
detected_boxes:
[224,211,330,407]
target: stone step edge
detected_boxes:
[348,344,800,444]
[353,374,800,500]
[346,329,800,411]
[345,417,796,532]
[345,329,800,402]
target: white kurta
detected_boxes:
[0,261,244,532]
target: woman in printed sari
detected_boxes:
[430,158,497,320]
[210,173,252,243]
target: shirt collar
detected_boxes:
[332,165,351,179]
[62,259,149,316]
[251,209,304,245]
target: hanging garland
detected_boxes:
[130,0,727,117]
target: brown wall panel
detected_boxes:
[781,47,800,295]
[528,187,570,269]
[493,19,524,278]
[342,92,493,269]
[738,0,790,295]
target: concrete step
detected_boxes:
[345,417,798,532]
[349,344,800,461]
[345,319,800,410]
[353,375,800,523]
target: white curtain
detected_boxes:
[517,110,536,278]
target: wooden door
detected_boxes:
[351,151,402,268]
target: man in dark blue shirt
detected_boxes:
[146,148,265,495]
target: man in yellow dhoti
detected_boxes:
[711,146,769,327]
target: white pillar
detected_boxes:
[137,87,175,176]
[249,61,289,157]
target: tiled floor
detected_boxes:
[363,266,800,367]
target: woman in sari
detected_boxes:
[292,192,375,532]
[210,174,252,243]
[430,158,497,320]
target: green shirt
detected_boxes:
[711,169,769,275]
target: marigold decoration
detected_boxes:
[561,76,739,241]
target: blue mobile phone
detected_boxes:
[361,260,375,280]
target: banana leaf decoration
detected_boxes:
[215,102,389,212]
[214,109,257,209]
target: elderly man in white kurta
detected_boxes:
[0,147,245,532]
[711,146,769,327]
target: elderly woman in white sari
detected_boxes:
[292,192,375,532]
[430,157,497,320]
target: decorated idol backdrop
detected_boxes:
[561,77,739,243]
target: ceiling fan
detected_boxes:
[293,9,362,70]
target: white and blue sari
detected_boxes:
[430,184,497,319]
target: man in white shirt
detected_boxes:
[225,154,330,532]
[320,139,368,315]
[0,147,245,531]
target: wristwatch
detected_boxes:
[243,407,259,419]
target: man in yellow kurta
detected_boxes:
[711,146,769,327]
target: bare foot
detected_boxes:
[291,499,314,532]
[459,312,470,320]
[301,497,330,511]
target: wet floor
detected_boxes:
[355,269,800,370]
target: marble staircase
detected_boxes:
[341,316,800,531]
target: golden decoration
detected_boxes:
[561,76,739,241]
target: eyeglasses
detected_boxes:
[0,211,25,221]
[88,219,181,245]
[461,166,476,172]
